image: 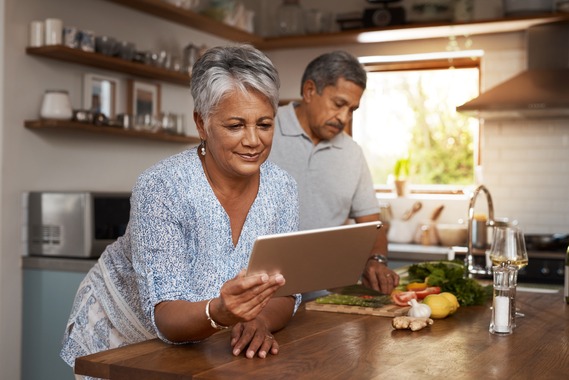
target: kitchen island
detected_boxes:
[75,290,567,379]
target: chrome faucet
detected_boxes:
[465,185,494,277]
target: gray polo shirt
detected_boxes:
[269,102,379,230]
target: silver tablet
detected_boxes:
[246,221,382,297]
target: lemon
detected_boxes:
[423,294,453,319]
[440,292,460,314]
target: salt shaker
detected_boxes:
[489,263,516,335]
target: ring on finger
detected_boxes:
[266,335,274,340]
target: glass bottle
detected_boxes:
[276,0,305,36]
[564,247,569,303]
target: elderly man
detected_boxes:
[270,50,399,295]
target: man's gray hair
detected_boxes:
[190,44,280,125]
[300,50,367,95]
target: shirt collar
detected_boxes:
[279,102,344,149]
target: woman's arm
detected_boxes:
[154,272,293,343]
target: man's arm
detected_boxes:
[354,214,400,294]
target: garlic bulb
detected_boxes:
[407,299,431,318]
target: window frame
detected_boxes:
[358,56,482,195]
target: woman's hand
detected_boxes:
[230,318,278,359]
[218,271,294,359]
[154,271,294,344]
[213,269,286,327]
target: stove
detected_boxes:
[520,234,567,285]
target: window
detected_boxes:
[353,53,481,193]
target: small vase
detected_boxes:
[394,179,408,197]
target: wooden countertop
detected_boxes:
[76,291,568,379]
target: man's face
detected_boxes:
[304,77,364,143]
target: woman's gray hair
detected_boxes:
[190,44,280,125]
[300,51,367,96]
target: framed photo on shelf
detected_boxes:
[83,73,120,118]
[127,79,161,117]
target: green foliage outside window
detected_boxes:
[354,68,478,187]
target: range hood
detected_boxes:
[457,21,569,119]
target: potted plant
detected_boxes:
[393,157,410,196]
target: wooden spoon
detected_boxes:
[430,205,445,222]
[402,201,422,221]
[428,205,445,245]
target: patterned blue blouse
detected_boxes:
[60,147,300,367]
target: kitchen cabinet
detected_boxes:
[24,119,200,144]
[103,0,569,50]
[21,258,95,380]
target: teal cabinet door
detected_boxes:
[22,269,86,380]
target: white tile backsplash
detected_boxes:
[483,118,569,233]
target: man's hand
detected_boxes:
[361,259,399,294]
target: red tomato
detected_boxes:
[414,287,441,300]
[391,290,418,306]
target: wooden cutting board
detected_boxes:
[305,301,409,317]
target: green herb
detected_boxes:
[407,261,492,307]
[315,294,392,308]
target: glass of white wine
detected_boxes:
[489,225,529,320]
[489,226,529,269]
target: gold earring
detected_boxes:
[200,140,206,156]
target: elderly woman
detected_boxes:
[60,45,300,374]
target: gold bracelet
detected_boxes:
[205,299,229,330]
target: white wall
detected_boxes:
[0,0,7,374]
[0,0,227,378]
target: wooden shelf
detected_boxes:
[256,13,569,50]
[26,46,191,86]
[25,119,200,144]
[103,0,569,50]
[104,0,262,44]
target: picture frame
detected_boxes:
[127,79,161,117]
[83,73,120,118]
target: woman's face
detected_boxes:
[196,88,275,179]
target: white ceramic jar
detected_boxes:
[29,20,44,47]
[40,90,73,120]
[44,18,63,45]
